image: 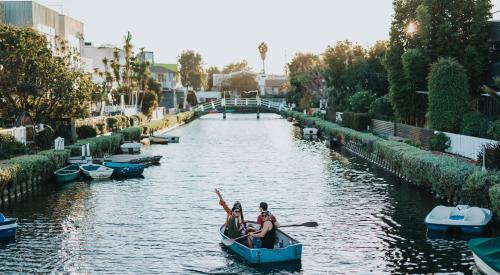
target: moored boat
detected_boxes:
[469,237,500,275]
[163,135,180,143]
[80,164,114,179]
[424,205,492,234]
[120,142,141,154]
[219,222,302,264]
[149,135,169,144]
[303,127,318,135]
[104,162,145,177]
[54,164,80,183]
[291,119,300,127]
[0,214,17,239]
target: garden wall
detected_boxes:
[442,131,498,159]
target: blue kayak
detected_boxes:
[219,222,302,264]
[0,214,17,239]
[103,162,145,176]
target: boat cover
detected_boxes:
[469,237,500,272]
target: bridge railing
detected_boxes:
[191,97,289,113]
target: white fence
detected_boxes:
[0,126,27,144]
[103,105,139,116]
[441,131,499,159]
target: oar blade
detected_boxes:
[303,221,319,227]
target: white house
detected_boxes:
[195,91,221,103]
[81,43,126,83]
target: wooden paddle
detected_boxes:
[222,231,261,246]
[279,221,319,228]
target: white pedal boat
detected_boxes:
[424,205,492,234]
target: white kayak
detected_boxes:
[120,142,141,154]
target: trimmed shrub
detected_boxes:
[460,112,488,138]
[490,184,500,217]
[463,171,500,207]
[106,117,119,131]
[487,119,500,140]
[118,127,142,141]
[342,112,371,131]
[427,58,469,133]
[0,134,27,160]
[369,96,394,121]
[95,123,105,134]
[349,90,376,113]
[142,91,159,117]
[76,125,97,139]
[430,132,450,152]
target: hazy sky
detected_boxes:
[31,0,500,74]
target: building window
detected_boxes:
[158,73,165,83]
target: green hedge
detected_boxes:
[282,109,500,215]
[66,134,123,156]
[118,127,142,141]
[0,134,27,160]
[0,149,70,187]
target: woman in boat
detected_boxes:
[227,206,244,240]
[214,189,246,234]
[248,211,276,249]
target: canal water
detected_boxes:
[0,113,489,274]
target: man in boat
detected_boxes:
[257,202,279,229]
[248,210,276,249]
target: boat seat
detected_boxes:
[464,207,486,223]
[428,206,450,220]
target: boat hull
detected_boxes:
[0,218,17,239]
[81,164,114,179]
[219,223,302,264]
[425,223,487,234]
[120,143,141,154]
[104,162,145,176]
[473,252,500,275]
[149,136,169,144]
[54,164,80,183]
[165,136,180,143]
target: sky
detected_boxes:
[28,0,500,74]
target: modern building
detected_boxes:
[0,1,84,53]
[81,42,126,82]
[213,71,288,96]
[257,74,289,96]
[195,91,221,103]
[151,63,179,90]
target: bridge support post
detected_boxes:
[257,108,260,119]
[223,108,226,119]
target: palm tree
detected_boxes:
[122,31,134,104]
[258,42,268,74]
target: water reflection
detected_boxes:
[0,113,493,273]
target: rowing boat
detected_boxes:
[149,135,169,144]
[219,222,302,264]
[80,164,114,179]
[104,162,145,177]
[54,163,80,183]
[469,237,500,275]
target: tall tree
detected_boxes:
[0,25,93,122]
[221,60,252,73]
[178,50,205,91]
[287,53,323,109]
[386,0,492,124]
[206,66,220,91]
[258,42,268,73]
